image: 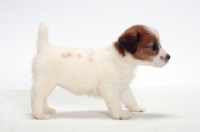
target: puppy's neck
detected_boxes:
[112,43,139,65]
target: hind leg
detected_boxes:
[31,78,56,120]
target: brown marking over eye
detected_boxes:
[62,52,71,58]
[133,33,158,61]
[114,25,159,61]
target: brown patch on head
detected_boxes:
[115,25,159,61]
[62,52,72,58]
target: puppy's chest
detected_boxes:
[117,67,135,84]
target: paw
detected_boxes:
[112,113,131,120]
[131,105,147,112]
[44,108,56,114]
[35,114,50,120]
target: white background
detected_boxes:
[1,0,200,90]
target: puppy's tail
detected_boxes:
[37,23,50,53]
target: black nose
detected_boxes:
[166,54,171,60]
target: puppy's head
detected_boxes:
[115,25,170,67]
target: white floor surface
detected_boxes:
[0,86,200,132]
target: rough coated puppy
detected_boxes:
[31,23,170,120]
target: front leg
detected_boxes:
[120,86,146,112]
[100,85,131,120]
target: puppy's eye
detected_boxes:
[151,44,157,51]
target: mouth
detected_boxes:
[153,62,167,68]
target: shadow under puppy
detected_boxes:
[31,23,170,120]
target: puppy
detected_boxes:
[31,23,170,120]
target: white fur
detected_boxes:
[31,23,168,120]
[152,48,168,67]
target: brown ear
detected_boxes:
[118,32,140,54]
